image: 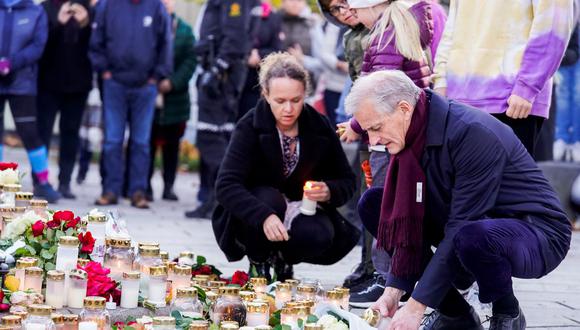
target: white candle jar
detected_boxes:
[147,265,168,306]
[45,270,66,309]
[28,200,49,219]
[79,297,110,330]
[152,317,176,330]
[275,283,292,310]
[86,213,107,262]
[120,272,140,309]
[245,302,269,327]
[362,308,390,330]
[134,246,162,297]
[212,287,246,326]
[304,324,322,330]
[15,192,33,208]
[2,184,20,207]
[15,258,36,291]
[325,290,344,309]
[300,181,317,216]
[239,291,256,306]
[63,314,79,330]
[296,285,317,301]
[67,269,88,309]
[171,287,203,319]
[56,236,80,272]
[334,287,350,310]
[24,267,43,293]
[280,307,298,329]
[51,315,65,330]
[248,278,268,295]
[177,251,194,267]
[285,279,300,297]
[22,305,55,330]
[104,238,134,281]
[2,315,23,330]
[189,321,209,330]
[160,251,169,263]
[171,265,192,301]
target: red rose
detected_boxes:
[0,162,18,171]
[0,304,9,312]
[53,210,75,222]
[192,265,212,276]
[46,219,61,229]
[82,261,110,276]
[230,271,249,286]
[31,221,45,237]
[65,216,81,229]
[78,232,95,253]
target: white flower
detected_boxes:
[0,169,19,185]
[317,315,339,329]
[10,291,28,305]
[3,211,46,240]
[326,321,348,330]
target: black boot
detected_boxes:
[489,308,526,330]
[249,259,271,282]
[422,307,484,330]
[273,252,294,282]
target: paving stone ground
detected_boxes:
[5,146,580,329]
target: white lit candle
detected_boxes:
[300,181,317,216]
[23,267,42,293]
[120,272,140,309]
[275,283,292,310]
[246,302,269,327]
[25,324,46,330]
[67,269,88,308]
[79,321,98,330]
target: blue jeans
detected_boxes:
[102,79,156,196]
[555,65,580,143]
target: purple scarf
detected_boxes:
[377,90,428,277]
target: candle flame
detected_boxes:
[304,181,314,191]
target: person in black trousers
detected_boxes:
[37,0,93,199]
[212,53,359,281]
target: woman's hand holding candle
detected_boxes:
[263,214,289,242]
[303,181,331,202]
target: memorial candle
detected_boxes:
[120,272,140,309]
[300,181,317,216]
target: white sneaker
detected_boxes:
[572,142,580,163]
[553,139,567,161]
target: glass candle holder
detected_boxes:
[2,184,21,207]
[63,315,79,330]
[15,258,36,291]
[120,272,140,309]
[280,307,298,328]
[275,283,292,310]
[134,246,162,297]
[304,324,322,330]
[254,326,272,330]
[325,290,344,309]
[334,287,350,310]
[79,297,110,330]
[15,192,33,208]
[152,317,175,330]
[362,308,390,329]
[178,251,194,267]
[11,311,28,322]
[239,291,255,306]
[212,287,246,326]
[245,302,269,327]
[28,200,48,219]
[220,322,239,330]
[300,181,317,216]
[159,251,169,263]
[248,278,267,295]
[296,284,317,302]
[285,280,299,297]
[45,270,66,308]
[148,265,168,306]
[51,315,65,330]
[56,236,80,272]
[2,315,23,330]
[189,321,209,330]
[67,269,88,309]
[24,267,43,293]
[86,213,107,263]
[23,305,55,330]
[171,265,192,300]
[103,238,134,281]
[171,287,203,319]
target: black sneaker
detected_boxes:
[349,274,386,308]
[184,201,216,219]
[422,307,484,330]
[489,307,526,330]
[343,262,375,289]
[58,185,76,200]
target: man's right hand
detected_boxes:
[337,121,361,143]
[371,287,405,318]
[434,87,446,97]
[263,214,289,242]
[102,71,112,80]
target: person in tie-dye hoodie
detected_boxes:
[433,0,575,159]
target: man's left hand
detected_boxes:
[158,79,172,94]
[506,94,532,119]
[388,298,426,330]
[303,181,331,202]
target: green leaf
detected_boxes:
[171,310,183,320]
[273,326,283,330]
[65,228,75,236]
[125,327,136,330]
[209,324,219,330]
[306,315,319,323]
[25,245,37,255]
[269,310,281,327]
[44,262,56,271]
[14,247,31,257]
[297,319,304,328]
[48,245,58,255]
[196,255,207,265]
[55,230,65,241]
[126,316,137,323]
[281,325,292,330]
[40,249,54,260]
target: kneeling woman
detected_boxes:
[212,53,358,280]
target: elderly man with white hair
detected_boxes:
[346,70,572,330]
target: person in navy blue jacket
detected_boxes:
[0,0,61,202]
[89,0,172,209]
[346,70,572,330]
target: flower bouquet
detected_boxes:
[0,162,20,186]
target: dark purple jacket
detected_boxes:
[360,0,433,87]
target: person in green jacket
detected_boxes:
[148,0,196,201]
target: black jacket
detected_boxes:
[39,0,93,93]
[212,99,358,263]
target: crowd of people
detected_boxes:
[0,0,577,328]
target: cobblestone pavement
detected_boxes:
[5,147,580,329]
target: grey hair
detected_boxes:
[345,70,421,116]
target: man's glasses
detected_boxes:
[329,3,349,16]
